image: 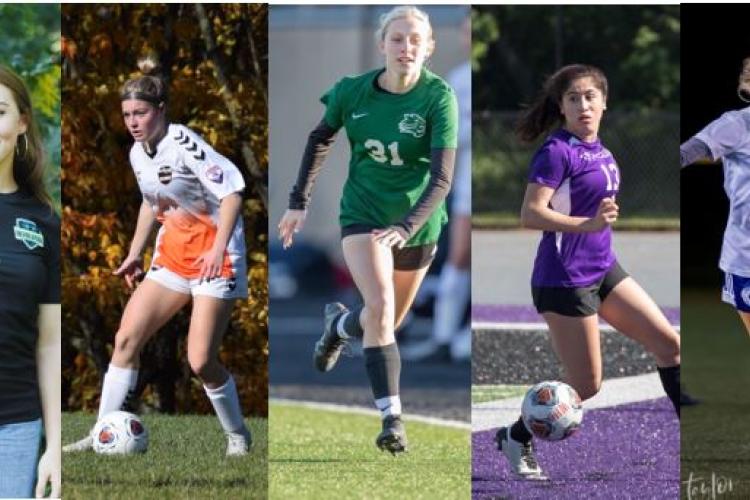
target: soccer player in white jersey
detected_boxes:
[64,57,253,456]
[681,57,750,337]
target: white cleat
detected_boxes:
[226,427,252,457]
[62,433,94,453]
[495,426,547,480]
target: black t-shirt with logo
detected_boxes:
[0,190,60,424]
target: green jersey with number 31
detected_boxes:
[322,68,458,246]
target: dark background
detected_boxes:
[681,5,750,287]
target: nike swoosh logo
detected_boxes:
[352,112,368,119]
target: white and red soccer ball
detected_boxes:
[92,411,149,455]
[521,381,583,441]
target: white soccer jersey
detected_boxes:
[696,106,750,276]
[129,124,246,280]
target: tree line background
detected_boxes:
[0,4,61,208]
[472,6,680,222]
[61,4,269,416]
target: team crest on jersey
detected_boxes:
[158,165,173,184]
[398,113,426,138]
[14,218,44,250]
[205,165,224,184]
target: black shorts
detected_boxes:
[341,224,437,271]
[532,261,629,317]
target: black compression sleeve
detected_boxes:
[680,137,713,168]
[392,148,455,240]
[289,120,338,210]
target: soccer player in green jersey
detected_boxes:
[278,5,458,454]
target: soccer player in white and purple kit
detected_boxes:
[495,64,682,480]
[681,56,750,336]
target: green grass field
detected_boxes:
[472,384,526,404]
[269,403,470,500]
[63,413,267,499]
[682,289,750,498]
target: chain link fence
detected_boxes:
[473,111,680,218]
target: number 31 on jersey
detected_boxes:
[365,139,404,166]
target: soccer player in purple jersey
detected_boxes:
[681,57,750,337]
[494,65,682,480]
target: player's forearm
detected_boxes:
[128,200,156,258]
[36,304,62,452]
[393,148,455,239]
[212,192,243,253]
[680,137,714,167]
[520,204,593,233]
[289,120,338,210]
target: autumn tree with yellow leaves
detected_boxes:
[61,4,268,416]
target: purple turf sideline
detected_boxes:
[471,398,679,499]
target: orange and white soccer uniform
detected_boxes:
[129,124,248,299]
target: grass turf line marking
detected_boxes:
[472,372,664,432]
[272,398,471,430]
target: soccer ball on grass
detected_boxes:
[92,410,149,455]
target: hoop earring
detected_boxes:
[15,134,28,158]
[739,87,750,104]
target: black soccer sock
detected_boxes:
[364,343,401,417]
[334,306,364,339]
[510,416,532,444]
[657,365,681,418]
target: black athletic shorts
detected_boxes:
[341,224,437,271]
[532,261,629,317]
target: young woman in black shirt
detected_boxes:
[0,66,60,498]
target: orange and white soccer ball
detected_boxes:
[521,381,583,441]
[92,411,149,455]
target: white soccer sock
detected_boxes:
[98,364,138,419]
[375,395,402,418]
[433,263,470,344]
[204,375,246,434]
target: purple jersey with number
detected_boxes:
[529,129,620,287]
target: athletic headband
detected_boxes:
[120,91,164,106]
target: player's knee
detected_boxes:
[363,296,393,331]
[113,328,142,361]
